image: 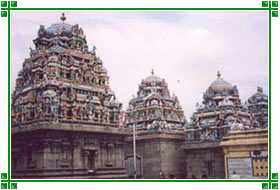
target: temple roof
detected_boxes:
[144,75,162,83]
[125,70,185,131]
[35,13,86,44]
[142,69,164,86]
[209,71,233,93]
[205,71,239,98]
[45,23,73,37]
[248,87,268,104]
[12,13,122,127]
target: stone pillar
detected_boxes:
[223,149,229,179]
[12,151,21,171]
[100,141,107,167]
[41,141,50,169]
[95,146,102,168]
[114,143,120,167]
[26,142,38,169]
[82,150,90,169]
[106,143,114,166]
[72,139,80,168]
[50,141,59,168]
[115,142,124,168]
[121,142,127,168]
[23,144,28,169]
[93,151,98,169]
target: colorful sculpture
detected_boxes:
[125,70,186,131]
[247,87,268,128]
[185,71,260,142]
[11,13,122,126]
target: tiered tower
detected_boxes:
[12,13,122,126]
[124,70,187,179]
[186,71,254,141]
[182,71,267,179]
[125,70,185,131]
[11,13,129,179]
[247,87,268,128]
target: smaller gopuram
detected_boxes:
[125,70,186,179]
[125,69,185,131]
[247,87,268,128]
[11,13,129,179]
[186,71,253,142]
[182,71,260,179]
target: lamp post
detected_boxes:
[132,111,139,179]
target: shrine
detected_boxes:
[10,13,269,179]
[11,13,129,179]
[185,71,256,142]
[125,69,186,131]
[247,87,268,128]
[124,71,187,179]
[182,72,268,179]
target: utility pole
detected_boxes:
[133,122,137,179]
[133,113,137,179]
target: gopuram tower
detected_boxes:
[247,87,268,128]
[125,69,185,131]
[124,70,187,179]
[185,71,254,142]
[11,13,129,179]
[181,71,267,179]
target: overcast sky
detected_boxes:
[11,11,268,119]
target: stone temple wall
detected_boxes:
[125,131,186,179]
[182,129,268,179]
[12,122,129,179]
[159,139,187,179]
[182,140,225,179]
[11,14,128,179]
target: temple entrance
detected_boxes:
[125,155,142,178]
[88,151,95,170]
[83,148,98,175]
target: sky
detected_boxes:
[10,11,268,119]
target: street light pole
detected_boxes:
[133,121,137,179]
[133,112,139,179]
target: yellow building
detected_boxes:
[220,128,268,179]
[182,128,268,179]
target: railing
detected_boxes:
[11,117,120,128]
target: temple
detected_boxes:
[185,71,255,142]
[11,13,129,179]
[12,13,122,125]
[124,71,187,178]
[125,69,185,131]
[182,72,268,179]
[11,13,269,179]
[247,87,268,128]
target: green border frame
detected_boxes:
[0,1,278,189]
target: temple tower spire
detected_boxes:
[60,12,66,23]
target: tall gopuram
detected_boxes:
[186,71,253,142]
[247,87,268,128]
[181,71,268,179]
[124,70,187,179]
[11,13,129,179]
[125,69,185,131]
